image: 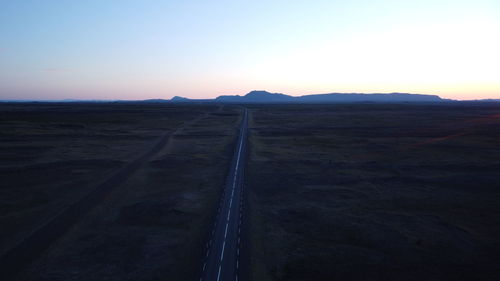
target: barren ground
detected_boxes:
[2,103,500,281]
[0,103,241,281]
[247,104,500,281]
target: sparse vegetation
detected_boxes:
[2,102,500,281]
[0,103,241,281]
[247,104,500,281]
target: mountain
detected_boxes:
[172,90,445,103]
[216,90,294,102]
[170,96,190,102]
[298,93,443,102]
[0,91,447,103]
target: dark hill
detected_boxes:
[171,90,445,103]
[216,90,294,103]
[298,93,443,102]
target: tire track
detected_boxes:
[0,113,208,280]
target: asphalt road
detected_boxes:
[201,108,248,281]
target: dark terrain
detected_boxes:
[247,103,500,281]
[0,103,241,281]
[1,102,500,281]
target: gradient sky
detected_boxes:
[1,0,499,100]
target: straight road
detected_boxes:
[201,108,248,281]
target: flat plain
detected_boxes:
[0,103,241,281]
[1,102,500,281]
[247,103,500,281]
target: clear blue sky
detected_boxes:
[1,0,499,100]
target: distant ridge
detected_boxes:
[5,91,499,103]
[216,90,294,102]
[172,90,445,103]
[298,92,443,102]
[170,96,190,102]
[468,99,500,102]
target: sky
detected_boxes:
[0,0,499,100]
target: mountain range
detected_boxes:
[171,90,446,103]
[3,91,499,103]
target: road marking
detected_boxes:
[218,114,245,253]
[205,110,247,281]
[216,265,222,281]
[220,241,226,261]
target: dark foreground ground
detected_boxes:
[1,102,500,281]
[247,103,500,281]
[0,103,241,281]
